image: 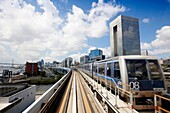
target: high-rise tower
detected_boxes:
[110,15,141,57]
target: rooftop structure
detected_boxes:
[0,84,36,113]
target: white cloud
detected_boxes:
[142,18,150,23]
[151,26,170,48]
[141,26,170,57]
[98,47,111,58]
[141,42,152,50]
[0,0,125,63]
[69,53,83,62]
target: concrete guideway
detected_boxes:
[56,70,105,113]
[56,71,73,113]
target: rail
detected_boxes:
[154,94,170,113]
[56,72,73,113]
[23,68,71,113]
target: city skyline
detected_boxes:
[0,0,170,63]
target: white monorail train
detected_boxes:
[78,55,167,111]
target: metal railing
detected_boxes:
[154,94,170,113]
[23,68,71,113]
[115,82,134,113]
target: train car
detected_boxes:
[78,55,167,111]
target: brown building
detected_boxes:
[25,62,38,76]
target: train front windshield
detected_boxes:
[126,59,163,81]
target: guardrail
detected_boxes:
[154,94,170,113]
[115,82,134,113]
[23,68,71,113]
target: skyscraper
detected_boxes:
[110,15,141,57]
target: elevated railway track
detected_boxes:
[50,70,105,113]
[23,68,170,113]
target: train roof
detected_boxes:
[95,55,158,63]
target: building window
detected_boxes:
[113,25,118,56]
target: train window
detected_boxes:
[107,63,113,77]
[98,63,105,75]
[126,60,149,80]
[114,62,121,79]
[148,60,162,80]
[93,63,97,73]
[85,64,90,71]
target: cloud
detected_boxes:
[142,18,150,23]
[141,42,152,50]
[0,0,125,63]
[141,26,170,57]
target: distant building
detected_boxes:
[66,57,73,67]
[110,15,141,57]
[37,59,44,71]
[60,57,73,68]
[89,49,105,62]
[89,49,103,60]
[25,62,38,76]
[80,55,89,64]
[90,55,105,62]
[163,58,170,67]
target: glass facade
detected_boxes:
[110,15,141,57]
[89,49,103,60]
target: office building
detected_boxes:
[66,57,73,67]
[89,49,105,62]
[110,15,141,57]
[60,57,73,68]
[80,55,89,64]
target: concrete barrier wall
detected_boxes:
[6,85,36,113]
[22,68,71,113]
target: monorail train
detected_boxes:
[78,55,167,111]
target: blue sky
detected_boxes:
[0,0,170,63]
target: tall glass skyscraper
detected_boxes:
[110,15,141,57]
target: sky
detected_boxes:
[0,0,170,63]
